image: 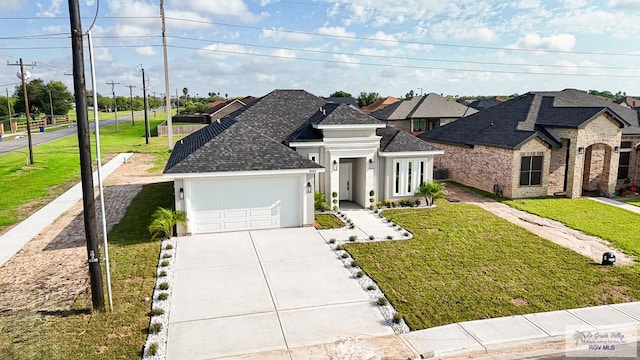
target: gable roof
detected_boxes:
[322,96,359,107]
[371,93,477,120]
[419,89,640,150]
[316,103,385,126]
[467,97,506,110]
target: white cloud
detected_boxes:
[259,0,279,5]
[36,0,63,18]
[429,22,498,43]
[272,48,296,60]
[317,26,356,39]
[256,73,276,82]
[261,27,312,42]
[511,0,541,9]
[95,47,113,62]
[608,0,640,9]
[330,54,360,69]
[197,44,251,59]
[369,31,398,46]
[42,25,63,33]
[135,46,157,56]
[168,0,258,21]
[509,33,576,51]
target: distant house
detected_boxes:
[615,96,640,109]
[204,96,256,123]
[467,96,507,110]
[371,93,477,135]
[419,89,640,199]
[322,96,359,108]
[361,96,399,114]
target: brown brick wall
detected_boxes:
[511,138,551,198]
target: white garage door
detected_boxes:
[188,176,301,233]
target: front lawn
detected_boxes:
[0,114,173,234]
[314,213,344,229]
[344,200,640,330]
[504,198,640,257]
[622,198,640,207]
[0,181,174,359]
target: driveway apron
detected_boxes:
[166,227,392,359]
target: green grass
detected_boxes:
[503,198,640,257]
[621,198,640,207]
[0,181,174,359]
[314,214,344,229]
[344,200,640,330]
[0,113,175,234]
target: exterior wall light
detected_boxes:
[614,146,620,153]
[368,158,374,169]
[578,147,584,155]
[179,188,184,200]
[306,182,312,194]
[333,160,338,171]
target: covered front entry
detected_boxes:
[581,143,614,196]
[187,176,302,234]
[336,157,370,207]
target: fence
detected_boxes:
[0,115,73,134]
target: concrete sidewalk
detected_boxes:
[0,153,133,266]
[317,207,411,242]
[402,302,640,358]
[592,197,640,215]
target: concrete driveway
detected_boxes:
[166,227,395,359]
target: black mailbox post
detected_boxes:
[602,252,616,265]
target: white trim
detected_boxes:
[289,141,324,147]
[379,150,444,157]
[314,123,386,130]
[209,99,245,117]
[164,168,325,179]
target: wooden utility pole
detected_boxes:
[125,84,136,125]
[160,0,173,149]
[68,0,105,312]
[7,59,36,164]
[106,81,119,132]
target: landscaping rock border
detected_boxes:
[142,237,177,360]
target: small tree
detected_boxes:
[415,181,446,206]
[148,207,187,240]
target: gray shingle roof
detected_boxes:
[371,93,477,120]
[419,89,640,149]
[317,103,385,126]
[378,126,442,152]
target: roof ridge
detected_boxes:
[406,95,428,118]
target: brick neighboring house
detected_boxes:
[615,96,640,109]
[419,89,640,199]
[204,96,256,123]
[371,93,477,135]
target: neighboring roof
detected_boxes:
[371,93,477,120]
[468,97,507,110]
[316,103,385,126]
[361,96,399,114]
[322,96,359,107]
[419,89,640,150]
[164,118,323,174]
[615,96,640,108]
[378,126,442,153]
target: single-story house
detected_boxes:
[615,96,640,109]
[164,89,443,234]
[204,96,256,123]
[361,96,399,114]
[419,89,640,199]
[371,93,477,135]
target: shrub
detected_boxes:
[415,181,447,206]
[369,197,374,204]
[149,308,165,316]
[341,253,349,259]
[149,322,162,334]
[147,343,159,356]
[356,271,364,278]
[386,235,393,240]
[383,200,391,208]
[332,205,338,211]
[157,292,169,301]
[349,224,355,229]
[349,235,357,242]
[335,244,344,251]
[390,201,396,208]
[392,313,402,324]
[164,244,174,250]
[415,198,421,206]
[158,270,167,277]
[160,260,170,267]
[376,297,388,306]
[404,232,410,237]
[369,205,374,210]
[328,238,336,244]
[374,209,379,213]
[369,190,375,197]
[314,191,331,211]
[162,253,172,259]
[159,282,170,290]
[332,199,338,204]
[351,260,358,267]
[376,201,383,208]
[332,191,338,198]
[369,235,374,240]
[366,284,376,291]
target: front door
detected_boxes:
[339,162,352,201]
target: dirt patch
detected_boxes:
[511,297,529,306]
[0,153,165,312]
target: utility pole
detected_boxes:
[5,88,11,123]
[68,0,105,312]
[160,0,173,149]
[106,81,120,132]
[141,67,150,144]
[8,58,36,165]
[48,88,54,122]
[125,84,135,125]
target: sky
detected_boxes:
[1,0,640,100]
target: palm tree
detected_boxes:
[415,181,447,206]
[148,207,187,240]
